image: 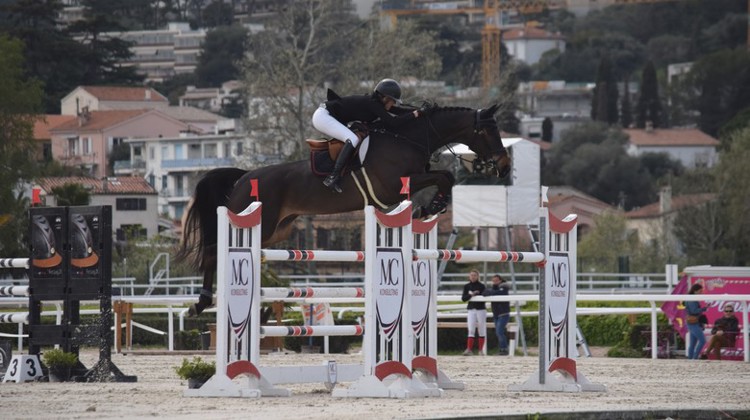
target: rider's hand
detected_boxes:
[413,110,419,118]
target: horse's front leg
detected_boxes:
[409,170,455,218]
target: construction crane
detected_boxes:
[382,0,750,88]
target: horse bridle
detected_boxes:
[441,109,508,176]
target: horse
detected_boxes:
[177,103,511,315]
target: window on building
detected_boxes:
[223,142,231,158]
[116,198,147,211]
[204,143,217,158]
[149,146,155,160]
[67,137,79,156]
[133,146,142,157]
[188,143,201,159]
[236,142,243,156]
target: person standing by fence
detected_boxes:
[484,274,510,355]
[461,269,486,356]
[684,283,707,360]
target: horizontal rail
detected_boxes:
[0,312,28,323]
[414,249,545,263]
[0,286,29,296]
[260,325,364,337]
[263,249,365,262]
[262,287,365,299]
[0,258,29,269]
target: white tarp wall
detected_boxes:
[450,138,540,227]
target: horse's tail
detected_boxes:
[175,167,248,276]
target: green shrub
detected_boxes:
[42,348,78,368]
[174,357,215,381]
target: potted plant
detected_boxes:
[42,348,78,382]
[174,356,215,389]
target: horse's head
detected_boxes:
[460,104,511,179]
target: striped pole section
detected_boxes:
[0,312,28,324]
[0,258,29,269]
[413,249,545,264]
[262,249,365,262]
[260,325,364,337]
[261,287,365,299]
[0,286,29,296]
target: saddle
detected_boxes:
[307,122,369,176]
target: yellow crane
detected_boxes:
[382,0,750,88]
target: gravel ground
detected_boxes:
[1,348,749,419]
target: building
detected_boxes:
[502,26,565,66]
[35,176,159,240]
[546,186,617,236]
[102,23,206,83]
[49,109,190,178]
[624,128,720,168]
[625,186,716,251]
[33,115,77,162]
[517,81,593,142]
[61,86,169,116]
[120,133,250,220]
[179,80,244,114]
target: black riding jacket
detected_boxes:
[483,284,510,317]
[462,281,486,310]
[324,94,416,129]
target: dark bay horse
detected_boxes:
[178,103,511,315]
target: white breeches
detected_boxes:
[312,107,360,147]
[466,309,487,338]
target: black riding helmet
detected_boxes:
[70,213,99,268]
[374,78,402,105]
[31,215,62,268]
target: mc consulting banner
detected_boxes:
[662,274,748,352]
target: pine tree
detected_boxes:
[636,61,663,128]
[542,117,553,142]
[591,55,619,125]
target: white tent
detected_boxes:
[445,137,540,227]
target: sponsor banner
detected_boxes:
[375,247,405,339]
[227,248,254,338]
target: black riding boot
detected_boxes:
[323,140,354,193]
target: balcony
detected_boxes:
[160,157,233,171]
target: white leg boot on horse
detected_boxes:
[323,140,355,193]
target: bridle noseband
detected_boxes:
[471,109,507,176]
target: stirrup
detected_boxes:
[323,174,343,193]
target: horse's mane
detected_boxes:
[419,101,474,115]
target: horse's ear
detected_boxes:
[488,104,500,116]
[327,88,341,101]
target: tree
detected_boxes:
[241,3,441,162]
[541,117,553,142]
[202,0,234,28]
[51,183,90,206]
[714,127,750,265]
[686,49,750,138]
[591,55,618,125]
[635,60,662,128]
[195,25,248,88]
[0,35,44,257]
[67,0,144,87]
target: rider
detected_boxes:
[312,78,421,193]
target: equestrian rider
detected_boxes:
[312,78,421,193]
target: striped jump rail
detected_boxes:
[0,286,30,297]
[413,249,545,263]
[0,312,29,324]
[262,249,365,262]
[260,325,364,337]
[0,258,29,269]
[261,287,365,299]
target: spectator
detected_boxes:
[701,304,740,360]
[484,274,511,355]
[684,283,707,360]
[461,269,486,356]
